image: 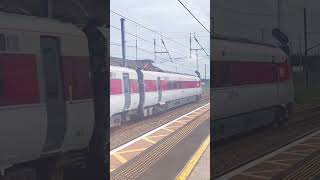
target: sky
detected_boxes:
[213,0,320,55]
[110,0,210,78]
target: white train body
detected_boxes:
[0,12,95,172]
[110,66,140,119]
[212,38,294,140]
[110,66,202,127]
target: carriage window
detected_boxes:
[167,81,172,90]
[0,34,5,51]
[173,81,177,89]
[177,81,182,89]
[6,34,19,52]
[219,63,231,86]
[123,73,130,93]
[0,65,4,103]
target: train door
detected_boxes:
[40,36,66,152]
[157,77,162,102]
[123,73,131,110]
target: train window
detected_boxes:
[0,34,5,51]
[219,63,231,86]
[173,81,177,89]
[0,65,3,102]
[167,81,172,90]
[6,34,19,52]
[177,81,181,89]
[123,73,130,93]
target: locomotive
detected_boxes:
[110,65,203,127]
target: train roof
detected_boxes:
[141,69,199,79]
[212,37,287,62]
[110,65,199,79]
[110,65,137,72]
[0,11,85,38]
[212,35,276,48]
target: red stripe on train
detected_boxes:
[110,78,201,95]
[110,79,122,95]
[0,53,40,106]
[62,56,93,100]
[213,60,290,87]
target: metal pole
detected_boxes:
[136,26,138,60]
[121,18,126,67]
[205,64,206,80]
[304,8,307,56]
[154,38,157,60]
[190,33,192,58]
[48,0,53,18]
[277,0,281,29]
[304,8,309,88]
[196,52,199,72]
[42,0,49,17]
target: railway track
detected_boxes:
[213,104,320,178]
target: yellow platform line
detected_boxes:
[175,121,187,124]
[143,137,156,144]
[110,168,115,172]
[162,127,174,132]
[147,134,170,138]
[118,148,147,154]
[176,134,210,180]
[166,125,183,129]
[113,153,128,164]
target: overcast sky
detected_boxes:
[110,0,210,78]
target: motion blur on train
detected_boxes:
[212,35,295,141]
[110,65,203,127]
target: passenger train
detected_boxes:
[110,65,202,127]
[212,37,295,141]
[0,11,202,177]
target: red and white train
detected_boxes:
[0,12,98,176]
[110,65,202,127]
[212,37,295,140]
[0,11,202,176]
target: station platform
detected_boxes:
[110,104,210,180]
[217,129,320,180]
[186,141,210,180]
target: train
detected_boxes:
[0,11,202,178]
[212,37,295,141]
[0,11,101,177]
[110,65,203,127]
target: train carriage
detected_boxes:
[0,12,94,174]
[110,66,203,127]
[212,38,295,140]
[110,65,140,127]
[140,70,202,116]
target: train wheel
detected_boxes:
[273,108,287,128]
[152,105,161,115]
